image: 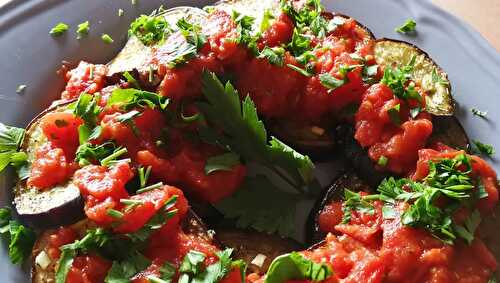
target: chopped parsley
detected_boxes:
[76,21,90,39]
[380,56,422,102]
[319,73,345,90]
[56,196,179,283]
[49,22,69,36]
[395,19,417,34]
[377,155,389,167]
[341,189,376,224]
[101,33,114,44]
[343,154,486,244]
[471,108,487,118]
[15,84,27,94]
[258,46,285,67]
[472,140,495,157]
[129,7,171,46]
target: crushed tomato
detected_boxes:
[315,200,497,283]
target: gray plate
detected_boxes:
[0,0,499,281]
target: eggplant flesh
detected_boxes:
[307,171,371,245]
[215,228,302,275]
[14,103,85,229]
[106,6,208,77]
[374,39,454,116]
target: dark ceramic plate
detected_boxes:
[0,0,499,281]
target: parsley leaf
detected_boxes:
[0,207,36,264]
[395,19,417,34]
[319,73,345,90]
[453,210,481,245]
[258,46,285,67]
[56,228,114,283]
[129,7,171,46]
[264,252,333,283]
[0,122,27,174]
[50,22,69,36]
[204,153,241,175]
[76,21,90,39]
[105,252,151,283]
[215,175,298,238]
[472,140,495,157]
[232,11,258,55]
[107,88,169,111]
[198,71,315,191]
[180,250,206,275]
[75,142,118,166]
[287,64,313,77]
[342,189,375,224]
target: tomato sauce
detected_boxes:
[315,200,497,283]
[61,61,107,101]
[355,84,433,174]
[413,147,500,212]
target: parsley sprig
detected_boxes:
[198,71,315,192]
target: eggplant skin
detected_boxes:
[335,124,390,188]
[14,101,85,229]
[215,228,302,275]
[31,210,215,283]
[374,39,454,116]
[429,116,470,151]
[267,120,337,161]
[306,172,371,245]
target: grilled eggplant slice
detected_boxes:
[307,172,370,244]
[31,209,214,283]
[374,39,454,116]
[335,115,470,187]
[14,103,84,229]
[429,116,470,151]
[106,6,208,77]
[216,228,302,275]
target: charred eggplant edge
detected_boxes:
[14,100,85,229]
[374,38,454,116]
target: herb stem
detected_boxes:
[101,148,128,166]
[137,182,163,194]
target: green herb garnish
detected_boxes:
[101,34,114,44]
[76,21,90,39]
[395,19,417,34]
[50,22,69,36]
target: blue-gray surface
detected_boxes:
[0,0,499,281]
